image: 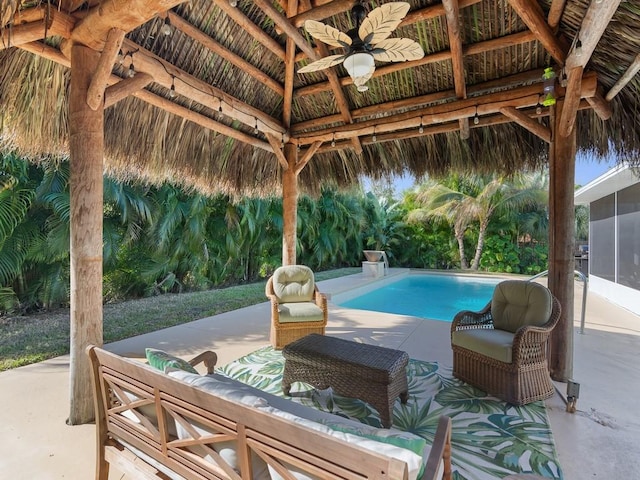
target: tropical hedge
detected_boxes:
[1,153,556,314]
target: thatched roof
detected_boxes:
[1,0,639,196]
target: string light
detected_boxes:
[574,39,583,58]
[127,62,136,78]
[117,49,124,64]
[418,116,424,134]
[473,107,479,125]
[254,118,259,135]
[331,133,336,147]
[168,76,177,98]
[229,0,238,6]
[536,106,542,115]
[160,16,172,36]
[281,134,285,148]
[372,126,377,143]
[218,100,223,113]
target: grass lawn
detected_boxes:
[0,267,360,372]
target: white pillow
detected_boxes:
[167,369,269,408]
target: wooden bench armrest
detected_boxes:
[188,350,217,374]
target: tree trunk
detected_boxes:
[470,218,490,270]
[548,99,576,382]
[68,43,104,425]
[281,144,298,265]
[455,228,469,269]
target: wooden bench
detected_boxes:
[88,345,452,480]
[282,334,410,428]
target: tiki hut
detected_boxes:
[1,0,639,424]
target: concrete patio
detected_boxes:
[1,270,638,479]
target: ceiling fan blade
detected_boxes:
[304,20,352,48]
[298,55,346,73]
[371,38,425,63]
[359,2,411,46]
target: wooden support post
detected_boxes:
[281,144,298,266]
[548,99,575,382]
[68,43,104,425]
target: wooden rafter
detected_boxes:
[167,11,284,96]
[212,0,286,60]
[295,141,322,175]
[266,134,289,169]
[118,38,285,136]
[559,0,621,137]
[606,53,640,101]
[547,0,567,30]
[19,41,275,153]
[294,30,537,97]
[104,73,154,108]
[442,0,469,139]
[282,0,299,129]
[500,106,551,142]
[508,0,566,66]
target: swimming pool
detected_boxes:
[336,273,503,322]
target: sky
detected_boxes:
[377,151,620,197]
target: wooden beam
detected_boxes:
[266,134,289,169]
[295,141,321,175]
[167,12,284,96]
[87,28,126,111]
[69,0,184,52]
[133,88,274,152]
[19,41,275,153]
[281,144,298,265]
[500,106,551,142]
[119,38,286,136]
[295,70,599,145]
[508,0,566,66]
[586,89,612,121]
[557,66,583,138]
[254,0,318,61]
[442,0,468,138]
[1,11,75,49]
[565,0,622,70]
[606,53,640,101]
[547,0,567,30]
[212,0,286,60]
[103,73,154,108]
[282,0,299,129]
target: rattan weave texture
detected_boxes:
[451,293,561,405]
[282,334,410,428]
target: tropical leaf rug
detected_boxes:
[219,346,563,480]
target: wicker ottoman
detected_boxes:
[282,334,410,428]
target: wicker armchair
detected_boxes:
[265,265,328,349]
[451,280,561,405]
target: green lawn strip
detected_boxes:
[0,267,360,372]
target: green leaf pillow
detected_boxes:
[145,348,198,374]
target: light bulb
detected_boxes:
[418,126,424,134]
[117,50,124,64]
[357,85,369,92]
[127,63,135,78]
[536,106,542,115]
[169,83,176,98]
[331,139,336,147]
[372,134,377,143]
[229,0,238,6]
[160,17,172,36]
[473,115,480,125]
[254,119,259,135]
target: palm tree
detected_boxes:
[409,174,547,270]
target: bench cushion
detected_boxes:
[451,328,515,363]
[277,302,325,323]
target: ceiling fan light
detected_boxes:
[344,52,374,82]
[357,85,369,92]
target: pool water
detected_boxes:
[337,274,502,322]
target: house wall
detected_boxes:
[587,182,640,316]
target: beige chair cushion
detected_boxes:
[452,329,515,363]
[491,281,552,333]
[278,302,324,323]
[272,265,316,303]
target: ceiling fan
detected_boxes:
[298,2,424,92]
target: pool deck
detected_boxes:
[1,269,639,479]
